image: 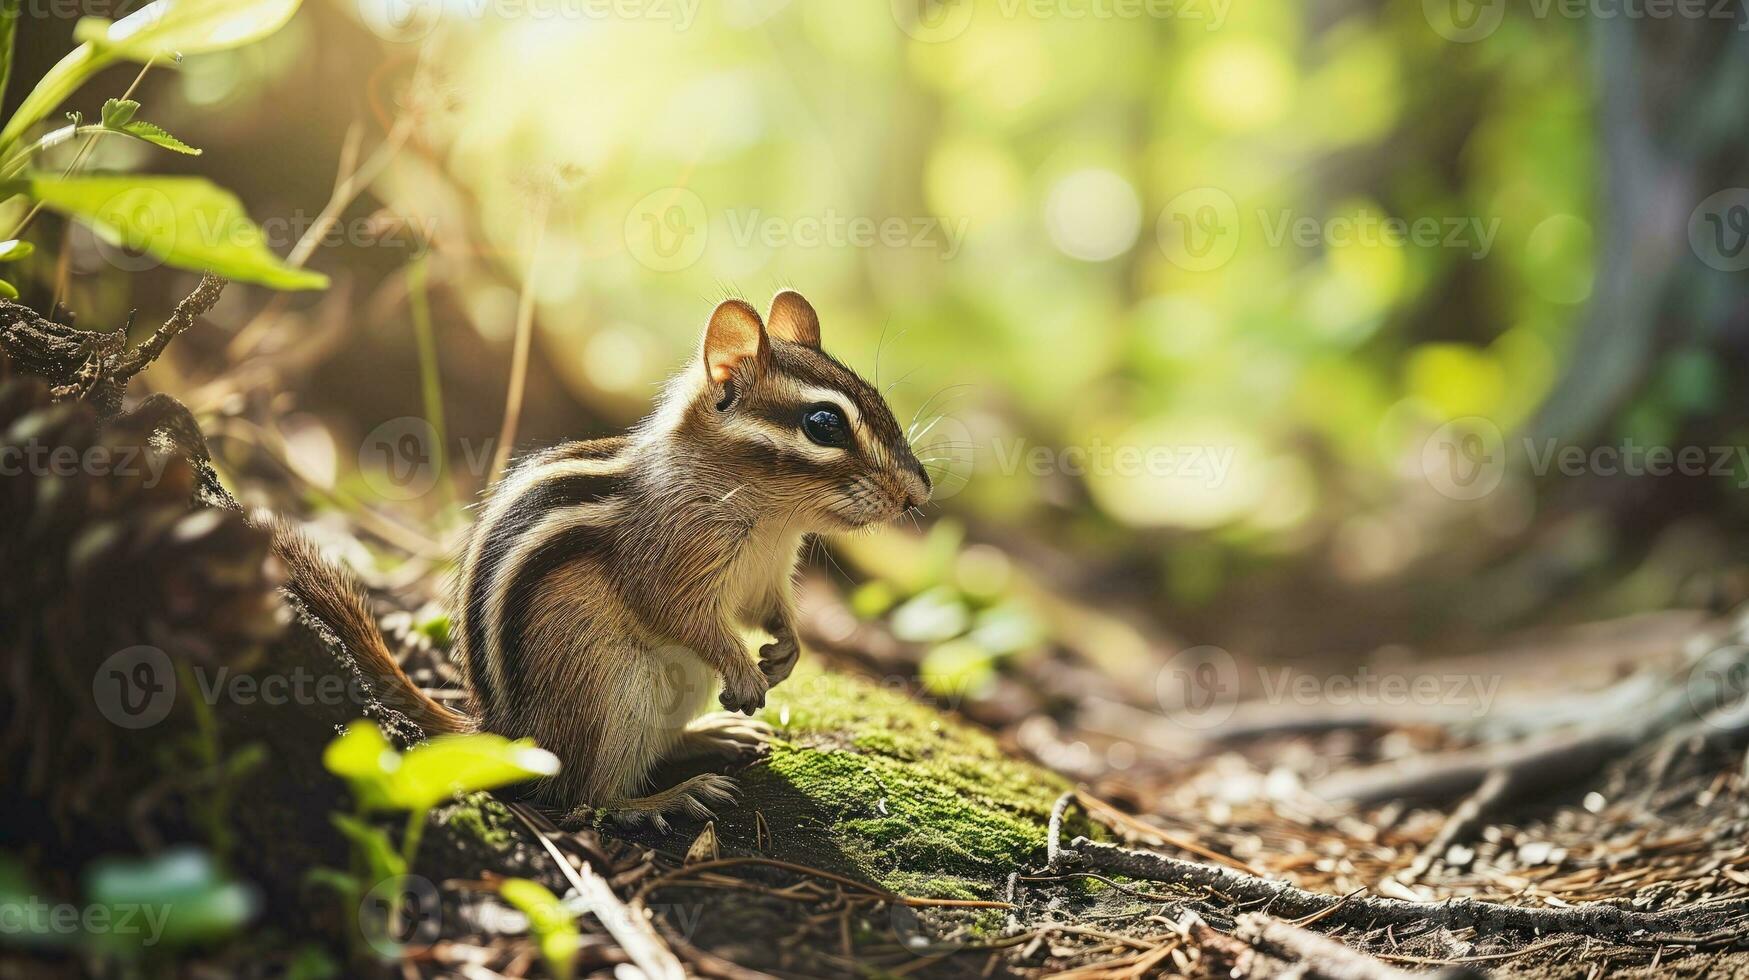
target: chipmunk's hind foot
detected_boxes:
[566,773,741,835]
[675,712,773,762]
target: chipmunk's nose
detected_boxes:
[899,460,932,511]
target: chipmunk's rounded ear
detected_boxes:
[766,289,820,349]
[702,298,768,393]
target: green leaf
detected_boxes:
[0,239,25,260]
[322,723,560,813]
[84,846,258,951]
[101,97,139,128]
[390,734,560,811]
[119,120,200,155]
[0,43,110,153]
[0,0,20,109]
[74,0,304,63]
[0,278,15,300]
[499,879,579,980]
[22,173,327,290]
[323,720,400,810]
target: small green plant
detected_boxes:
[498,878,580,980]
[313,721,560,961]
[0,0,326,299]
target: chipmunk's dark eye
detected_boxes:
[801,404,850,447]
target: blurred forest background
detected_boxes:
[8,0,1749,683]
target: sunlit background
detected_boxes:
[12,0,1748,681]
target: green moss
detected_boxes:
[716,668,1071,898]
[439,793,517,852]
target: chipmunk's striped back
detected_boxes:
[457,436,631,727]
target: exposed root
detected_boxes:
[1398,768,1512,885]
[1062,839,1749,942]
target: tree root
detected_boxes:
[1061,839,1749,944]
[1311,632,1749,806]
[1398,769,1511,885]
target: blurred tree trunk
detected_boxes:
[1531,18,1749,443]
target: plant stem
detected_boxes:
[407,250,450,502]
[4,59,153,240]
[401,807,427,869]
[489,196,550,486]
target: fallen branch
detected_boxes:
[107,274,227,383]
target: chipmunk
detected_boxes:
[272,290,931,828]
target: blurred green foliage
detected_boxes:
[368,0,1598,589]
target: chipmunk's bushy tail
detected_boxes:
[266,517,471,737]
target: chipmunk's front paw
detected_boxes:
[759,634,800,685]
[718,660,769,716]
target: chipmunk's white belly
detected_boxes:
[724,526,804,628]
[630,641,718,737]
